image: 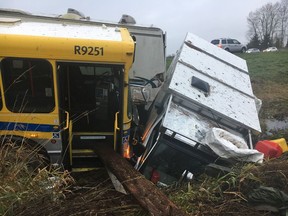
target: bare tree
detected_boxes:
[247,2,287,48]
[247,12,259,38]
[260,3,280,44]
[279,0,288,46]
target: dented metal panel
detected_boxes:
[163,98,215,144]
[167,33,261,132]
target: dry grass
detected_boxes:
[14,170,144,216]
[3,140,287,215]
[168,159,288,216]
[0,141,74,216]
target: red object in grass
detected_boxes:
[255,140,283,158]
[150,169,160,184]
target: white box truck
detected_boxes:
[137,33,263,185]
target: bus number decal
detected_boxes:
[74,46,104,56]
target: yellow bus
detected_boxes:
[0,18,135,171]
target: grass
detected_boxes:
[239,50,288,84]
[0,141,74,215]
[166,55,174,71]
[168,157,288,215]
[238,49,288,120]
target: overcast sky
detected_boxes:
[0,0,280,54]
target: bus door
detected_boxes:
[57,62,124,169]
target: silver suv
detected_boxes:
[211,38,246,53]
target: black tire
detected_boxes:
[225,48,230,52]
[241,47,246,53]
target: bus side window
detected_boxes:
[1,58,55,113]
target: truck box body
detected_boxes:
[138,33,262,185]
[164,33,261,135]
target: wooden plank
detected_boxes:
[94,143,188,216]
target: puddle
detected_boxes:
[265,118,288,132]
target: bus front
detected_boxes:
[0,19,135,170]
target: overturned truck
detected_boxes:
[137,33,263,185]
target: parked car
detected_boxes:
[246,48,260,53]
[211,38,247,53]
[263,47,278,52]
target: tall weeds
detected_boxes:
[0,141,74,215]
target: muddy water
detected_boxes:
[265,118,288,135]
